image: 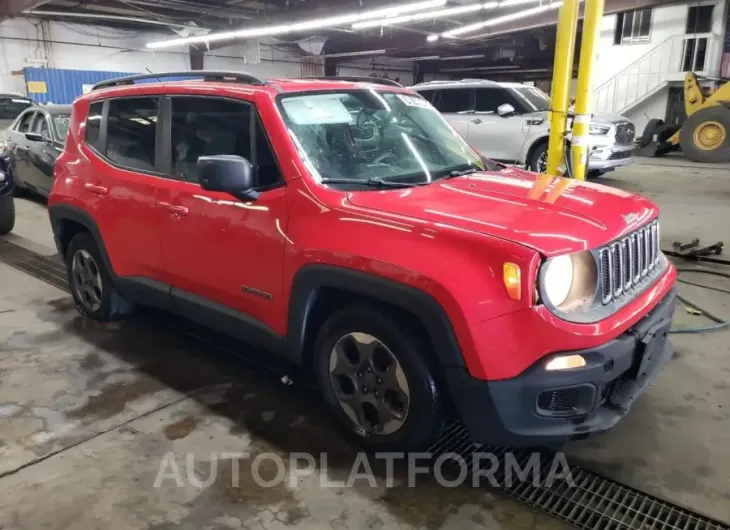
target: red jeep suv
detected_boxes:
[49,72,677,451]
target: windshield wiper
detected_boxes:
[319,177,423,188]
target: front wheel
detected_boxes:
[313,305,444,452]
[679,106,730,163]
[0,194,15,235]
[527,142,548,173]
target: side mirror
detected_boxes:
[497,103,516,117]
[25,132,48,142]
[197,154,259,201]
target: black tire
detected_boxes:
[679,106,730,163]
[312,304,444,452]
[638,118,664,148]
[65,232,134,321]
[527,140,548,173]
[587,170,606,179]
[0,195,15,236]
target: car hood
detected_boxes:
[346,166,659,257]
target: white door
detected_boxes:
[432,88,473,138]
[467,88,525,162]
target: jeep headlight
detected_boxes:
[589,124,610,135]
[540,251,597,311]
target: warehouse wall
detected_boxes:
[0,18,415,94]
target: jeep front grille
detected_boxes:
[598,220,660,305]
[614,122,636,145]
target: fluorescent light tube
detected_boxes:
[352,3,485,29]
[146,0,446,49]
[441,2,562,38]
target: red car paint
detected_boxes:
[50,78,676,384]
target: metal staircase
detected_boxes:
[593,32,715,115]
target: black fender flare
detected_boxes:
[48,204,113,275]
[287,264,466,369]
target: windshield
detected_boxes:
[511,87,551,113]
[0,97,33,120]
[278,90,484,186]
[52,113,70,141]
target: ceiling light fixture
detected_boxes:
[352,3,487,30]
[146,0,447,49]
[320,49,388,58]
[435,2,562,40]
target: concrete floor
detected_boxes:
[1,158,729,528]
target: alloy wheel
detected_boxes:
[328,332,410,436]
[537,151,548,173]
[71,249,103,312]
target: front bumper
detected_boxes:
[445,288,676,447]
[588,144,634,171]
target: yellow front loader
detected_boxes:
[638,72,730,163]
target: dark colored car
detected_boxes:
[0,93,35,131]
[4,104,70,198]
[0,154,13,235]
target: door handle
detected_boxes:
[84,183,108,195]
[159,201,189,216]
[471,118,483,124]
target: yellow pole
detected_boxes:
[571,0,605,180]
[545,0,580,176]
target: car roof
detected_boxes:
[81,76,414,102]
[411,79,531,90]
[0,93,33,100]
[44,104,72,114]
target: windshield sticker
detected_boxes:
[282,96,353,125]
[396,94,433,110]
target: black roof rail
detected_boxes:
[91,71,266,91]
[300,76,404,87]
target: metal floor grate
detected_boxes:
[1,238,728,530]
[427,423,729,530]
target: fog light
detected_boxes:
[545,354,586,371]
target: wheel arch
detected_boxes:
[523,134,549,167]
[287,265,466,371]
[49,204,113,275]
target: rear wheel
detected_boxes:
[679,106,730,163]
[0,194,15,235]
[313,305,444,452]
[65,232,134,321]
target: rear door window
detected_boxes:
[106,97,159,172]
[433,89,472,113]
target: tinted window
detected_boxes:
[16,111,36,132]
[170,97,251,183]
[85,101,103,152]
[107,97,158,172]
[417,90,437,103]
[474,88,509,113]
[435,89,471,113]
[0,97,33,120]
[686,5,712,33]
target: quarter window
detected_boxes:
[107,97,158,172]
[85,101,103,152]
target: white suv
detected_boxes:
[411,79,635,176]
